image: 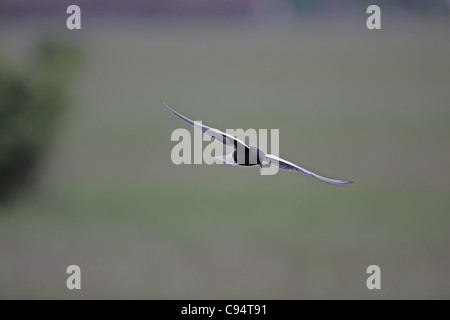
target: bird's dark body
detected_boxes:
[232,147,263,166]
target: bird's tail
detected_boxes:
[215,152,237,166]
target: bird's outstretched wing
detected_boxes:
[164,102,249,150]
[264,154,353,185]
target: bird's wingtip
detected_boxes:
[162,101,176,113]
[329,178,354,185]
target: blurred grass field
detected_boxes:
[0,16,449,299]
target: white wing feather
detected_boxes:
[164,103,249,150]
[264,154,353,185]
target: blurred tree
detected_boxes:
[0,39,81,202]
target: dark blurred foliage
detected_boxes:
[0,40,81,202]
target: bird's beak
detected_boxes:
[259,162,263,169]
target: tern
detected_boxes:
[164,103,353,185]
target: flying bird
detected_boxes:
[164,103,353,185]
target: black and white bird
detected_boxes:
[164,103,353,185]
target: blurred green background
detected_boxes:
[0,1,449,299]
